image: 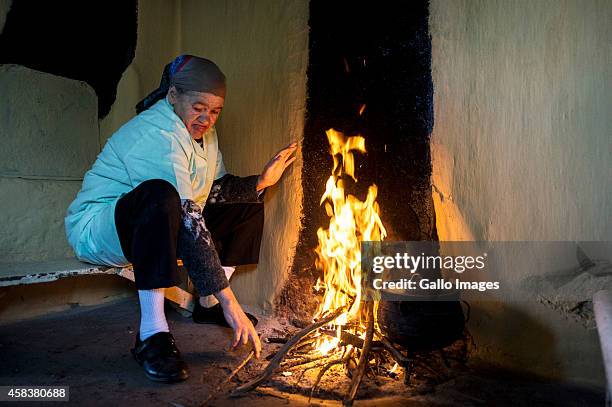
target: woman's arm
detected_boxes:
[215,286,262,358]
[207,141,297,205]
[178,199,261,358]
[207,174,262,204]
[256,141,297,191]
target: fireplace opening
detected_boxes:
[278,0,438,322]
[267,0,467,403]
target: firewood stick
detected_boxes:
[309,358,343,401]
[343,301,375,406]
[379,336,410,364]
[265,337,314,361]
[296,360,332,384]
[309,347,354,402]
[320,328,383,349]
[230,307,346,397]
[265,336,289,344]
[281,355,324,369]
[200,350,254,406]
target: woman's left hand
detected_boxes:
[257,141,298,191]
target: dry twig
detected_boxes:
[320,328,383,350]
[343,302,375,406]
[309,347,354,402]
[379,336,410,364]
[282,355,325,369]
[200,350,254,406]
[266,336,289,344]
[309,358,344,401]
[230,307,346,397]
[295,360,333,384]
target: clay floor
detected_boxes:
[0,296,605,406]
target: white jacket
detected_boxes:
[65,97,226,266]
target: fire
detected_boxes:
[313,128,387,354]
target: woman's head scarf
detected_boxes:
[136,55,226,114]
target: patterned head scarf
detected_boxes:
[136,55,226,114]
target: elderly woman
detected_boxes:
[65,55,296,382]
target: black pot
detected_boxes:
[377,297,465,351]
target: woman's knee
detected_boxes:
[137,179,181,216]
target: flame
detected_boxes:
[313,128,387,354]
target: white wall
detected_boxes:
[0,65,98,263]
[430,0,611,386]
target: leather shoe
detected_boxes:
[131,332,189,383]
[192,300,259,327]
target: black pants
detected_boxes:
[114,179,264,291]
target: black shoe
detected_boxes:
[192,301,259,327]
[131,332,189,383]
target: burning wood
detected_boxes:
[229,128,409,406]
[230,307,347,397]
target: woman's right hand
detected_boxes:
[215,287,261,358]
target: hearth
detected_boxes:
[220,121,467,404]
[237,0,470,404]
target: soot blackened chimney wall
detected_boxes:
[276,0,436,322]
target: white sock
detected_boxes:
[138,288,169,340]
[199,266,236,308]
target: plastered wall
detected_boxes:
[0,65,98,263]
[0,64,136,322]
[180,0,308,313]
[430,0,611,385]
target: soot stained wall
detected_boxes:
[277,0,435,321]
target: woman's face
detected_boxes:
[168,86,224,140]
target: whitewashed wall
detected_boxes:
[430,0,611,386]
[0,65,98,263]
